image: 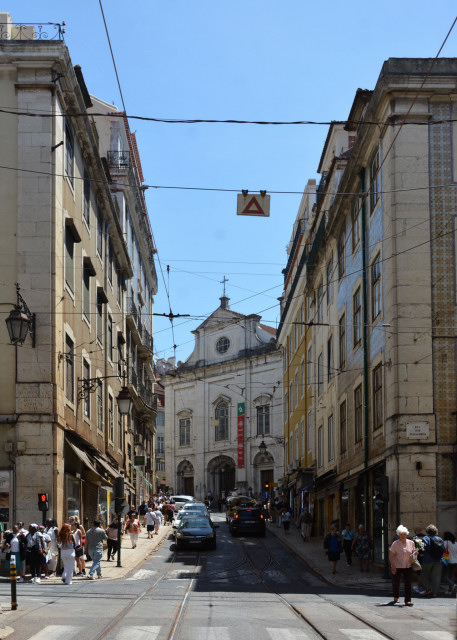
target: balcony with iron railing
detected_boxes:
[107,150,132,172]
[0,21,65,41]
[127,365,157,415]
[126,297,139,329]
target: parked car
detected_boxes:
[169,495,196,511]
[229,507,266,537]
[172,509,204,529]
[225,495,256,522]
[174,515,218,550]
[181,502,209,515]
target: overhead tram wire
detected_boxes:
[98,0,182,332]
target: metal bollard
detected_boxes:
[9,553,17,610]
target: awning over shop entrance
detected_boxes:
[66,440,104,482]
[94,455,121,480]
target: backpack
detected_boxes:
[428,536,445,559]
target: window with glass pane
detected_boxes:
[83,168,90,226]
[353,287,361,347]
[289,381,293,414]
[300,304,304,336]
[65,335,74,403]
[317,282,323,323]
[108,315,113,362]
[215,401,229,440]
[307,410,313,452]
[318,425,323,467]
[301,417,305,455]
[64,228,74,293]
[157,435,164,454]
[317,353,323,396]
[373,365,383,430]
[354,384,362,442]
[351,199,361,252]
[118,413,123,449]
[179,418,191,446]
[257,405,270,435]
[328,414,334,461]
[294,372,298,407]
[108,241,113,285]
[108,395,114,442]
[307,346,312,384]
[96,299,103,345]
[65,122,74,187]
[97,208,103,258]
[339,314,346,370]
[370,148,380,212]
[301,361,305,397]
[338,227,345,279]
[83,359,90,418]
[371,253,381,319]
[327,336,333,382]
[339,400,347,453]
[83,263,90,319]
[326,257,333,304]
[97,381,104,433]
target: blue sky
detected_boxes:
[12,1,457,363]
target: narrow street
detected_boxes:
[0,515,453,640]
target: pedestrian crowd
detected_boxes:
[320,519,456,602]
[0,493,176,585]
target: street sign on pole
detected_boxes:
[237,192,270,217]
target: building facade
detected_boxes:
[0,14,157,528]
[164,296,284,501]
[277,180,316,516]
[279,59,457,564]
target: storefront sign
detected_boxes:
[237,402,245,468]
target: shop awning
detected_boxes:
[94,455,121,480]
[66,440,104,481]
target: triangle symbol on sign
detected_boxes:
[242,196,263,215]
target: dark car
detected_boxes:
[174,515,218,550]
[230,507,266,537]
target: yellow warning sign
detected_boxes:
[237,192,270,217]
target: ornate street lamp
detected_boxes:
[5,283,36,347]
[77,376,133,416]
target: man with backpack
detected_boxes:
[421,523,445,597]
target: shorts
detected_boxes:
[147,525,154,532]
[328,552,340,562]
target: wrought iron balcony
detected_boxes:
[107,150,131,171]
[126,297,138,328]
[0,21,65,41]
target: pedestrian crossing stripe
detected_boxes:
[22,625,454,640]
[266,629,313,639]
[413,633,455,640]
[340,632,388,640]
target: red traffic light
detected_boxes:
[38,492,48,511]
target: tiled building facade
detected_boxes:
[279,59,457,564]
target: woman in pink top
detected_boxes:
[389,525,416,606]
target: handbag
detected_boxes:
[75,546,84,558]
[411,558,421,572]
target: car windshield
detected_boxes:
[177,511,200,519]
[180,518,210,529]
[183,504,206,511]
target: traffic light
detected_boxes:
[38,493,48,511]
[114,476,125,515]
[264,482,269,489]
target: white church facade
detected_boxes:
[164,296,284,501]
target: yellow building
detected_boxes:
[277,180,316,516]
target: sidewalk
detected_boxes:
[41,523,172,584]
[266,520,392,592]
